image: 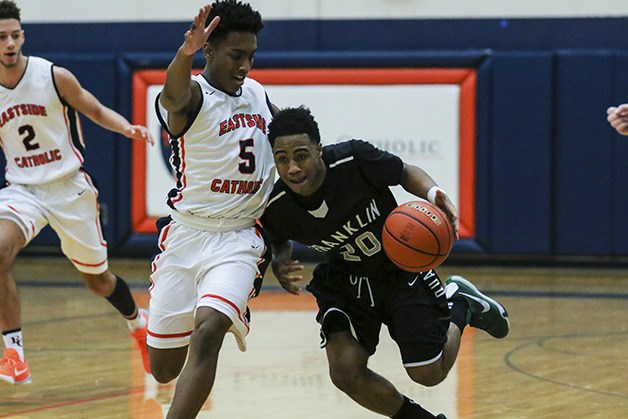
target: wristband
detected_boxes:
[426,186,444,204]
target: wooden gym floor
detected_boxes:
[0,257,627,418]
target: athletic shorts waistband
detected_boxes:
[171,211,255,232]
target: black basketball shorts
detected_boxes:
[306,263,451,367]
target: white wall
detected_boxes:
[18,0,628,23]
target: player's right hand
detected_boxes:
[124,125,155,145]
[180,4,220,56]
[433,189,460,240]
[271,258,304,295]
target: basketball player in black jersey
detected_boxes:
[261,106,510,419]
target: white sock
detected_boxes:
[127,309,147,332]
[2,329,25,361]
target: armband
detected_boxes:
[426,186,445,205]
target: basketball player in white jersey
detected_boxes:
[0,0,154,385]
[148,2,276,417]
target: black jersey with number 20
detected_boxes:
[261,140,405,276]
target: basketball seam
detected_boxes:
[400,203,454,252]
[383,226,446,257]
[384,212,444,255]
[382,201,454,272]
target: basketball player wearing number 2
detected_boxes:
[261,107,510,419]
[0,0,154,386]
[148,2,276,418]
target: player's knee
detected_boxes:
[151,363,181,384]
[328,359,367,394]
[192,311,231,354]
[0,251,13,273]
[0,242,19,273]
[406,366,447,387]
[148,347,186,383]
[329,366,358,393]
[0,221,26,269]
[324,318,369,395]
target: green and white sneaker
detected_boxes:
[445,275,510,338]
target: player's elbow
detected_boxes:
[159,91,190,114]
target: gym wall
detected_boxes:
[6,1,628,262]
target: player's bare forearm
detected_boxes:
[271,241,292,260]
[160,50,195,113]
[400,163,437,199]
[93,110,154,144]
[160,5,218,114]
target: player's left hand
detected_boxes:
[607,105,628,136]
[124,125,155,146]
[181,5,220,56]
[271,258,304,295]
[433,189,460,240]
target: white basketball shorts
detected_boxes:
[0,170,108,274]
[147,219,267,351]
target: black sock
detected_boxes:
[391,396,438,419]
[105,276,138,318]
[449,297,469,334]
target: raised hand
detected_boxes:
[180,5,221,56]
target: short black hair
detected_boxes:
[206,0,264,45]
[268,106,321,147]
[0,0,21,21]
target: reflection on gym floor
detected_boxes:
[1,259,627,418]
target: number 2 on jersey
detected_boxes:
[19,125,40,151]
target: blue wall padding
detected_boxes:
[470,57,493,251]
[5,18,628,259]
[22,18,628,55]
[553,51,615,255]
[611,53,628,255]
[488,52,554,254]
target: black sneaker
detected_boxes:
[445,275,510,338]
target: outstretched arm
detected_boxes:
[607,104,628,136]
[270,240,304,295]
[400,163,460,239]
[53,66,154,145]
[160,5,219,118]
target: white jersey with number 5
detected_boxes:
[156,74,275,226]
[0,56,85,185]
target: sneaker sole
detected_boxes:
[15,375,32,385]
[0,374,31,385]
[0,375,15,385]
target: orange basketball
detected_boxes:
[382,200,454,272]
